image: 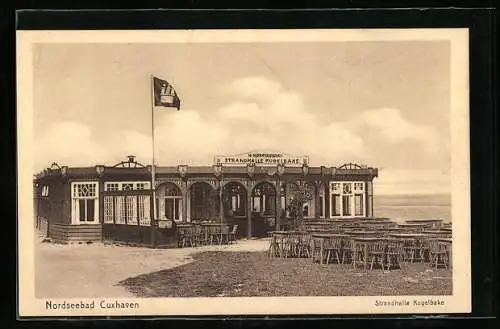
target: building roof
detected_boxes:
[34,157,378,182]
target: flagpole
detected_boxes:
[220,172,223,245]
[150,74,157,248]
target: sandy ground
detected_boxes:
[35,237,269,298]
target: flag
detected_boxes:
[152,76,181,110]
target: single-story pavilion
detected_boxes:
[33,152,378,246]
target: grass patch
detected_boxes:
[119,251,452,297]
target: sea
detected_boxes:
[373,193,451,223]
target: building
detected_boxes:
[33,152,378,245]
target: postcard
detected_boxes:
[17,28,470,317]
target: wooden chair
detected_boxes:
[297,233,311,258]
[209,226,222,245]
[368,240,386,271]
[428,239,448,269]
[192,225,204,246]
[177,227,195,248]
[325,236,342,265]
[403,238,424,263]
[341,238,354,264]
[219,225,230,245]
[384,239,405,270]
[311,237,323,263]
[227,224,238,244]
[284,233,302,258]
[268,232,279,258]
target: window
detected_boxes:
[343,183,352,194]
[71,182,99,224]
[331,194,341,216]
[318,182,326,219]
[41,185,49,197]
[160,183,182,221]
[122,183,134,191]
[342,195,351,216]
[354,183,364,191]
[252,197,261,212]
[355,194,364,216]
[126,196,138,224]
[103,194,151,225]
[104,182,150,191]
[231,195,240,211]
[138,195,151,225]
[318,196,324,217]
[165,198,181,220]
[115,196,126,224]
[106,183,119,192]
[104,196,114,223]
[330,181,365,218]
[302,204,309,217]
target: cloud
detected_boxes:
[34,77,448,197]
[224,76,283,101]
[34,121,106,169]
[356,108,443,155]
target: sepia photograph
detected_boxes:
[17,28,470,316]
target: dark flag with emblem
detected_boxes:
[152,76,181,110]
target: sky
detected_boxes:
[32,41,451,195]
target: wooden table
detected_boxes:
[268,231,292,258]
[352,237,382,270]
[311,233,349,264]
[405,219,443,228]
[346,230,377,236]
[422,230,452,237]
[382,227,407,232]
[438,238,452,268]
[389,233,429,239]
[397,223,430,233]
[397,223,430,228]
[199,223,226,244]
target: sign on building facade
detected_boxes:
[214,152,309,167]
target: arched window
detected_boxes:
[189,182,214,220]
[223,182,247,217]
[157,183,182,221]
[251,182,276,216]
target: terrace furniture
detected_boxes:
[352,237,381,270]
[384,238,406,270]
[367,239,386,271]
[348,230,377,237]
[405,219,443,229]
[438,238,452,269]
[208,225,223,245]
[311,233,338,264]
[428,239,449,269]
[388,233,428,263]
[192,224,205,246]
[311,235,323,263]
[341,237,355,265]
[219,225,230,245]
[325,235,343,265]
[397,223,430,233]
[267,232,279,258]
[268,231,288,258]
[283,231,310,258]
[227,224,238,244]
[297,232,312,258]
[177,226,195,248]
[422,230,452,239]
